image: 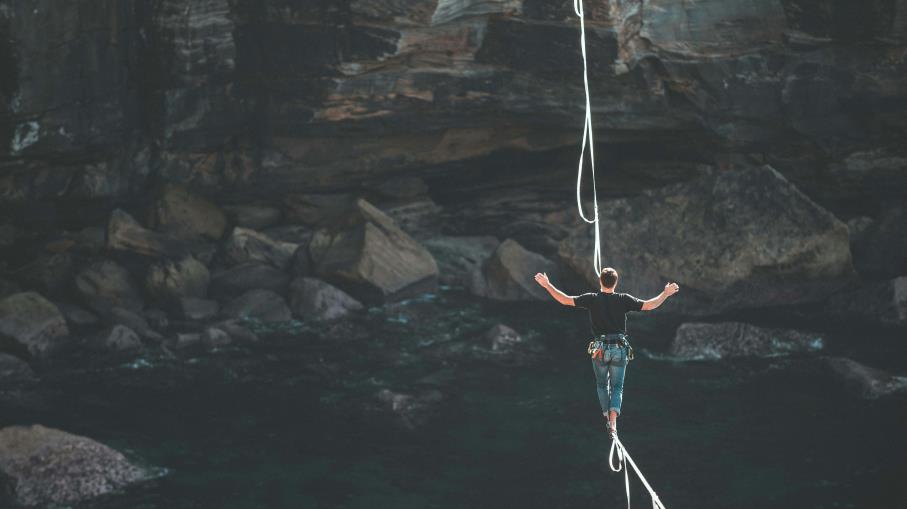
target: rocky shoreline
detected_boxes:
[1,1,906,506]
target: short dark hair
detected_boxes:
[600,268,618,289]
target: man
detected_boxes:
[534,268,679,437]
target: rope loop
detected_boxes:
[573,0,602,275]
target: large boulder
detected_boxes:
[209,262,291,300]
[560,166,855,315]
[223,227,298,270]
[0,425,148,507]
[221,289,292,323]
[145,255,210,305]
[146,183,227,241]
[670,322,824,359]
[105,307,163,342]
[107,208,187,258]
[823,357,907,399]
[289,277,364,321]
[308,199,439,304]
[479,239,557,301]
[74,260,143,313]
[829,277,907,327]
[0,292,69,358]
[423,235,500,291]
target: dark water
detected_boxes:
[2,291,906,509]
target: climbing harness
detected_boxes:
[609,434,667,509]
[572,0,603,276]
[587,334,634,361]
[572,2,666,508]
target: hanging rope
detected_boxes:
[573,0,602,276]
[573,3,668,508]
[610,434,667,509]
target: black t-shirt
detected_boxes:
[573,292,644,335]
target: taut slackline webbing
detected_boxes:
[572,2,668,508]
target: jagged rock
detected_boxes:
[824,357,907,399]
[107,209,187,258]
[309,199,439,304]
[423,235,499,291]
[0,424,148,507]
[145,255,210,305]
[0,292,69,358]
[203,320,258,347]
[98,325,143,353]
[223,227,298,270]
[209,263,291,300]
[289,277,363,321]
[221,289,292,323]
[0,353,36,384]
[374,388,444,431]
[485,323,522,353]
[105,307,163,342]
[224,204,282,230]
[560,166,855,315]
[146,183,227,241]
[829,277,907,327]
[670,322,824,360]
[74,260,143,313]
[480,239,557,301]
[180,297,220,321]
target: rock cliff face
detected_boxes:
[1,1,904,211]
[0,1,904,338]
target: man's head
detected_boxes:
[599,267,619,291]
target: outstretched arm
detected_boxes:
[640,282,680,311]
[533,272,575,307]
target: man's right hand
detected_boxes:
[534,272,551,288]
[664,282,680,297]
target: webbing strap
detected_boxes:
[572,0,602,276]
[609,435,667,509]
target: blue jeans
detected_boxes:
[591,343,628,415]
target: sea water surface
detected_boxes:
[2,290,905,509]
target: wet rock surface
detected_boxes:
[560,166,854,315]
[309,199,439,304]
[0,292,69,358]
[0,424,148,507]
[289,277,363,321]
[824,357,907,399]
[222,289,292,323]
[671,322,824,359]
[479,239,558,301]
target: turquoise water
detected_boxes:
[2,291,905,508]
